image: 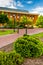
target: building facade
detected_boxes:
[0,7,39,25]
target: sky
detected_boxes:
[0,0,43,15]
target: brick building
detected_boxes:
[0,7,38,25]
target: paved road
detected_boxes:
[0,28,43,48]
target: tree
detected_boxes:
[0,13,9,27]
[36,15,43,28]
[7,18,13,28]
[20,16,33,28]
[20,16,28,26]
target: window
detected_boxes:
[10,15,12,18]
[30,16,34,19]
[13,14,16,18]
[17,15,20,18]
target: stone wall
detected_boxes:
[0,43,13,52]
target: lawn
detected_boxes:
[0,29,16,36]
[31,32,43,38]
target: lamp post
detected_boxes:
[17,15,20,34]
[12,14,16,32]
[13,15,16,32]
[17,25,19,33]
[25,25,28,35]
[17,21,20,34]
[14,19,16,32]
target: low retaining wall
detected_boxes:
[0,43,13,52]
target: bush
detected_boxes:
[23,34,29,36]
[0,50,23,65]
[14,35,43,58]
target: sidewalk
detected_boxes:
[0,28,43,48]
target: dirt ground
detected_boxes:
[37,37,43,42]
[22,56,43,65]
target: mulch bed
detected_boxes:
[39,38,43,42]
[22,56,43,65]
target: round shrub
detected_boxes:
[14,35,43,58]
[0,51,23,65]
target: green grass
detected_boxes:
[31,32,43,38]
[0,30,16,36]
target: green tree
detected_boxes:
[8,17,18,29]
[20,16,28,26]
[36,15,43,28]
[0,13,9,27]
[7,18,13,28]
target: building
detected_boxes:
[0,7,39,25]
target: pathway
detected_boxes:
[0,28,43,48]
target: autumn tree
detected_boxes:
[20,16,33,28]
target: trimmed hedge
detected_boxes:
[14,35,43,58]
[0,50,23,65]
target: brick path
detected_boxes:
[0,28,43,48]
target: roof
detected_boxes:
[0,7,39,15]
[0,7,28,13]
